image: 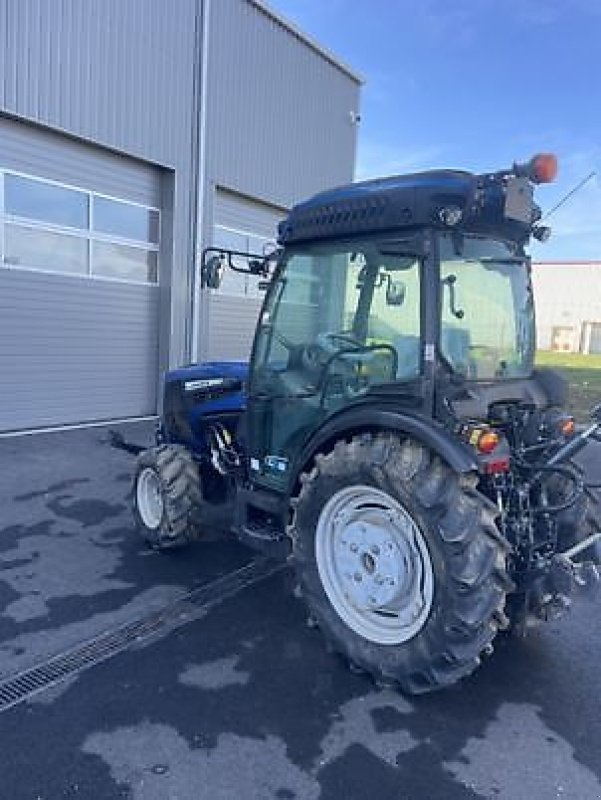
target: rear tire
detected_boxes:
[133,445,202,550]
[291,433,512,694]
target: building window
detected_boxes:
[4,224,89,275]
[93,196,160,244]
[93,242,158,283]
[5,173,89,229]
[0,171,159,284]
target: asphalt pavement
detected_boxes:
[0,421,600,800]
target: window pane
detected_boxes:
[3,223,88,274]
[5,174,88,229]
[93,197,160,243]
[439,234,534,380]
[255,242,421,384]
[93,242,158,282]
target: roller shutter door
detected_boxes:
[0,116,162,432]
[586,322,601,355]
[206,189,285,361]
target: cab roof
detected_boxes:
[278,169,535,246]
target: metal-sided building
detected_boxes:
[0,0,361,433]
[532,262,601,353]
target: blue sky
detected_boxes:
[269,0,601,261]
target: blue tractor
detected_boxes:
[130,155,601,693]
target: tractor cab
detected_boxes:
[238,155,555,492]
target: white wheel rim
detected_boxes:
[315,485,434,645]
[137,467,164,530]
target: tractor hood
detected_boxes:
[166,361,249,388]
[164,360,249,417]
[162,361,249,450]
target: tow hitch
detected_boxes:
[550,532,601,596]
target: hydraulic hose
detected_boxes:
[528,463,585,516]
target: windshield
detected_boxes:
[252,239,422,397]
[439,233,535,381]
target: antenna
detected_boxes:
[542,170,597,221]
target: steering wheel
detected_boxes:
[319,331,363,349]
[315,332,399,381]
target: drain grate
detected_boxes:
[0,557,285,713]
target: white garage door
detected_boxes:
[0,117,162,432]
[205,189,285,362]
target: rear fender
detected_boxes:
[290,407,478,495]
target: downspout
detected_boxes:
[191,0,210,363]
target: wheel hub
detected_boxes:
[335,520,412,609]
[315,485,434,645]
[137,467,164,530]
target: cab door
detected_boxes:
[246,241,423,493]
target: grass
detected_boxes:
[536,351,601,421]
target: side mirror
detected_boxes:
[386,277,406,306]
[204,254,226,289]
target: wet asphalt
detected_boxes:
[0,421,600,800]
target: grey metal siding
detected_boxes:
[1,0,360,427]
[205,295,263,361]
[205,188,284,361]
[0,116,162,430]
[205,0,360,210]
[0,0,196,170]
[198,0,360,363]
[0,116,160,206]
[0,270,159,431]
[214,189,286,238]
[1,0,200,368]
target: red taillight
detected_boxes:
[483,457,511,475]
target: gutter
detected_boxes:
[191,0,211,364]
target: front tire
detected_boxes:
[133,445,202,550]
[291,433,512,694]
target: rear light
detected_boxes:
[474,430,500,455]
[559,417,576,437]
[483,456,511,475]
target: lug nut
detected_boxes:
[350,543,358,553]
[354,572,363,582]
[371,545,380,556]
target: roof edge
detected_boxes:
[248,0,364,84]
